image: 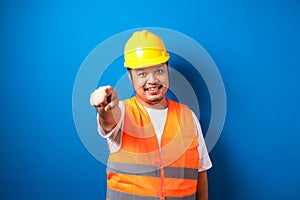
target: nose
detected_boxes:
[147,73,158,84]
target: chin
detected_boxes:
[146,96,164,104]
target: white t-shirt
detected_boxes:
[98,101,212,172]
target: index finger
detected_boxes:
[103,85,114,97]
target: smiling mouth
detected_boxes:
[144,85,163,92]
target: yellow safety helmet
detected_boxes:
[124,30,170,69]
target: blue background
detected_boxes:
[1,0,300,199]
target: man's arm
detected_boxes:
[196,171,208,200]
[90,85,121,133]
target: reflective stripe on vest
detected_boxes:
[107,188,196,200]
[107,161,198,180]
[107,97,199,199]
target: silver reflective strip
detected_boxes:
[107,188,159,200]
[107,161,161,177]
[164,167,198,180]
[166,193,196,200]
[107,188,196,200]
[108,161,198,180]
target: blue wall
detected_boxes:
[1,0,300,199]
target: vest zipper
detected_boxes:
[158,145,166,200]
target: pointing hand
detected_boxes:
[90,85,119,112]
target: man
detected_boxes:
[90,30,212,200]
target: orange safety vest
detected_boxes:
[106,97,199,200]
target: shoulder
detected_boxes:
[121,97,137,111]
[121,97,135,105]
[167,98,192,113]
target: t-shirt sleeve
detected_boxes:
[191,111,213,172]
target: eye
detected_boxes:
[138,72,146,77]
[156,69,164,74]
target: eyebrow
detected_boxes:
[135,64,166,73]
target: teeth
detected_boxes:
[145,86,160,91]
[147,87,158,91]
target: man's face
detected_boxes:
[129,63,169,108]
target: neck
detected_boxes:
[136,97,168,110]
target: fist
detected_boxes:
[90,85,119,111]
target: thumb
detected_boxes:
[104,99,118,111]
[104,103,111,111]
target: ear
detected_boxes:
[127,70,132,82]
